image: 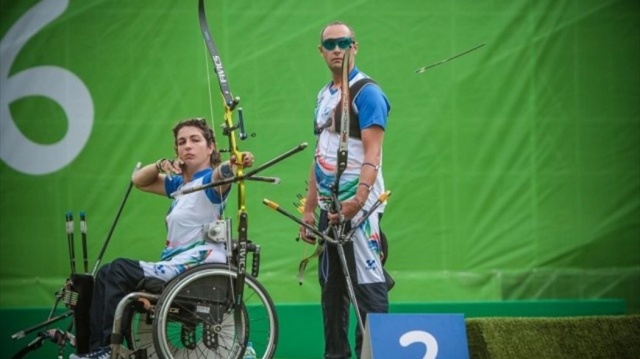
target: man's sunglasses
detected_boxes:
[321,37,354,51]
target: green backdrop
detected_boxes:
[1,0,638,316]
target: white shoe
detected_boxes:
[69,347,111,359]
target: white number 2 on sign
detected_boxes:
[399,330,439,359]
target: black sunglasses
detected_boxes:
[321,37,354,51]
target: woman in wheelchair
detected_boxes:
[70,118,254,359]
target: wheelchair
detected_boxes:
[111,236,278,359]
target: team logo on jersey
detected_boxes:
[365,258,378,271]
[153,264,166,275]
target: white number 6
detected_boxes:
[1,0,93,175]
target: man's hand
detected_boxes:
[299,211,317,244]
[327,198,362,225]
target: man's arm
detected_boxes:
[357,125,384,203]
[333,125,383,221]
[354,82,389,206]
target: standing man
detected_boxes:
[300,21,391,359]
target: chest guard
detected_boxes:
[333,78,377,140]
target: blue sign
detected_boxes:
[361,313,470,359]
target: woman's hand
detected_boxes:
[156,158,184,179]
[230,152,255,168]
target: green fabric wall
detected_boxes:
[1,0,638,312]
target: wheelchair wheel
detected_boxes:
[152,264,278,359]
[127,308,157,357]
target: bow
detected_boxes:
[194,0,307,303]
[327,47,370,335]
[186,3,308,357]
[197,0,249,336]
[172,0,305,200]
[329,48,352,236]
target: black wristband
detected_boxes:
[219,161,234,178]
[155,158,168,172]
[362,162,380,171]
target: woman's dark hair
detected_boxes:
[172,118,221,167]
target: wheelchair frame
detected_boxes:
[111,246,279,359]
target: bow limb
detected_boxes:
[198,0,244,192]
[331,48,353,227]
[198,0,238,112]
